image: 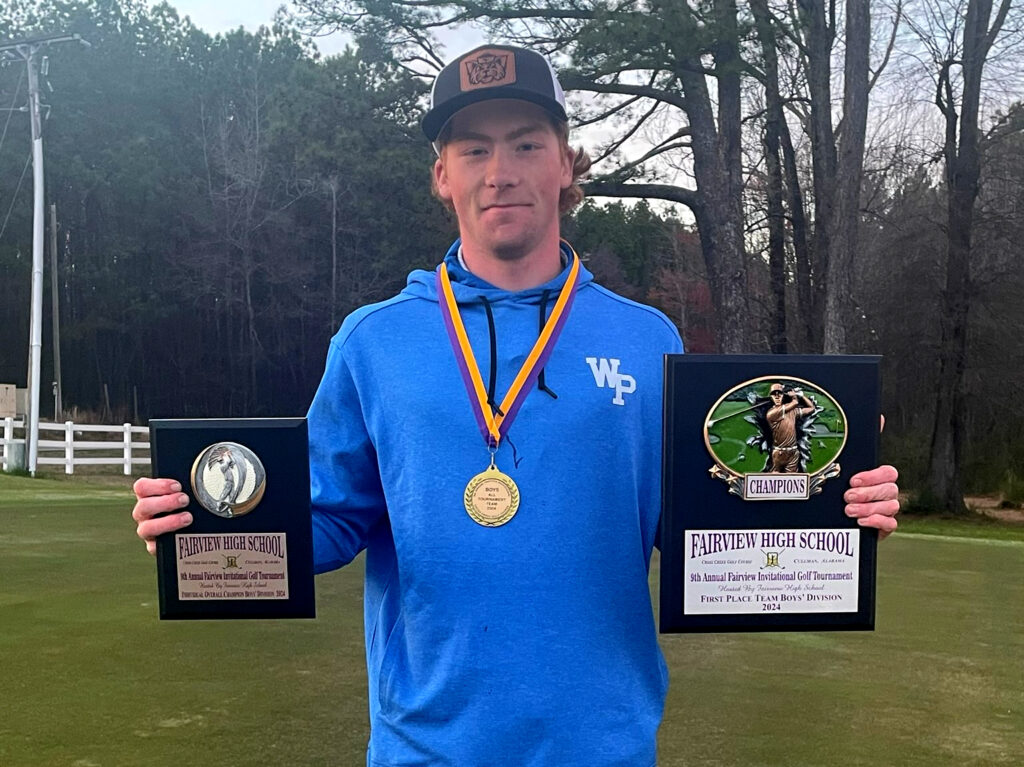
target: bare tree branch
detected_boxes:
[582,180,700,211]
[559,73,688,112]
[590,99,662,166]
[868,0,903,95]
[572,95,643,128]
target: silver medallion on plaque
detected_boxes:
[190,441,267,518]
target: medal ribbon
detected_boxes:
[437,244,581,448]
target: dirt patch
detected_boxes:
[899,492,1024,524]
[965,495,1024,524]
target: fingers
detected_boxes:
[880,413,886,434]
[848,465,898,490]
[132,477,192,556]
[845,463,900,541]
[844,482,899,504]
[132,488,189,523]
[845,464,900,540]
[136,509,193,549]
[857,513,898,541]
[133,476,182,500]
[846,498,900,519]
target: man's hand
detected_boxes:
[132,477,193,555]
[844,465,899,539]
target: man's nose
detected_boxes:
[485,147,518,188]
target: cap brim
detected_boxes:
[422,87,568,142]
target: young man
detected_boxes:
[133,44,900,766]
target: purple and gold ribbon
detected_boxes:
[437,245,581,448]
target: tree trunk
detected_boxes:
[926,0,1009,513]
[329,175,338,331]
[752,0,788,353]
[669,2,750,353]
[779,117,813,350]
[797,0,837,351]
[823,0,870,353]
[244,259,257,410]
[926,181,972,513]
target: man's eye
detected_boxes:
[519,143,539,151]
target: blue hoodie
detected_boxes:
[308,240,683,767]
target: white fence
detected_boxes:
[2,418,150,475]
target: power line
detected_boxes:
[0,66,25,157]
[0,148,31,241]
[0,67,27,233]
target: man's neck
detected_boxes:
[458,240,565,291]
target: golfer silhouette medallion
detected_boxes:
[190,442,267,518]
[703,376,846,500]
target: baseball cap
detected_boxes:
[422,44,568,143]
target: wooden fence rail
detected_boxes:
[2,418,150,475]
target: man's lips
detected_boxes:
[482,203,531,211]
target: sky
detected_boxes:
[164,0,350,55]
[165,0,288,33]
[162,1,484,58]
[156,2,644,208]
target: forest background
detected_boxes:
[1,0,1023,512]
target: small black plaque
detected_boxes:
[151,418,315,620]
[660,355,880,633]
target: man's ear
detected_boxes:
[560,145,574,190]
[434,156,452,202]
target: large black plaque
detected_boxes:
[660,355,880,633]
[151,418,315,620]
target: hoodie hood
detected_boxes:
[403,239,593,305]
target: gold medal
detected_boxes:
[464,459,520,527]
[438,241,581,529]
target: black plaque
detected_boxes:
[660,355,880,633]
[150,418,315,620]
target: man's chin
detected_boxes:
[491,241,532,262]
[482,230,537,262]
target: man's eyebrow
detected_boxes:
[506,123,547,141]
[448,123,548,143]
[447,130,491,144]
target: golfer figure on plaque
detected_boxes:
[762,383,819,473]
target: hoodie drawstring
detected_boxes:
[481,293,558,409]
[480,297,505,417]
[538,290,558,399]
[478,290,558,470]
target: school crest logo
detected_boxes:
[460,50,517,91]
[761,550,784,569]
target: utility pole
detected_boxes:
[50,203,62,420]
[0,33,89,475]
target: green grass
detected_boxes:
[1,474,1021,766]
[897,513,1024,542]
[0,474,367,767]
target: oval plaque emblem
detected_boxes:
[703,376,846,500]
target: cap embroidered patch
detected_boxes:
[422,43,567,142]
[460,49,517,91]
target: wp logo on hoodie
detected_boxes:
[585,357,636,406]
